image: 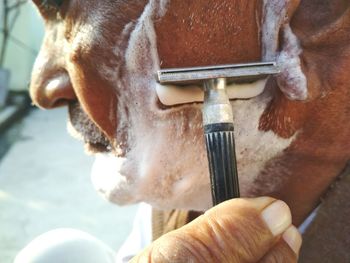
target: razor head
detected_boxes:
[157,62,280,85]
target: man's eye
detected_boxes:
[37,0,67,17]
[40,0,65,11]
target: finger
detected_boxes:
[132,197,293,263]
[259,225,302,263]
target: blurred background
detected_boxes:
[0,1,137,262]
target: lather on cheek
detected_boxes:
[88,0,306,210]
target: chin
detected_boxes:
[89,112,214,212]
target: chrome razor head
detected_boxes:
[157,61,280,85]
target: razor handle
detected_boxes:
[204,123,240,205]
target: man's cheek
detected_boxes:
[154,0,262,68]
[90,113,212,210]
[132,125,212,210]
[70,73,117,141]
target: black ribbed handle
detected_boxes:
[204,123,240,205]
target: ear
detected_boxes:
[292,0,350,47]
[291,0,350,99]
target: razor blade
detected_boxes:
[157,61,280,85]
[156,61,280,205]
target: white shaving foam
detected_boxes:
[262,0,308,100]
[90,0,299,211]
[262,0,289,60]
[276,25,308,100]
[230,92,297,194]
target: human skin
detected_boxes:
[29,0,350,229]
[132,197,301,262]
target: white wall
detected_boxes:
[1,1,44,91]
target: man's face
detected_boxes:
[30,0,350,217]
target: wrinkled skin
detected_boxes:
[30,0,350,225]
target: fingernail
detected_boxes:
[283,225,302,255]
[261,200,292,236]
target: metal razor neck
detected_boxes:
[204,78,226,91]
[202,78,234,126]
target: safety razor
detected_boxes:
[157,62,279,205]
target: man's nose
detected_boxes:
[30,65,77,109]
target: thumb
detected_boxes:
[132,197,299,263]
